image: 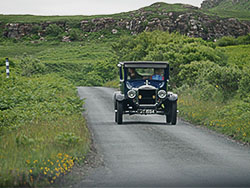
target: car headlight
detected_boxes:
[158,90,167,99]
[127,90,136,99]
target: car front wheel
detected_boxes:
[170,101,177,125]
[117,101,123,124]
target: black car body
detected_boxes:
[114,61,178,124]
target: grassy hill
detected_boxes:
[201,0,250,20]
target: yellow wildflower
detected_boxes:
[64,154,69,158]
[29,169,32,173]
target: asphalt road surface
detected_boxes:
[76,87,250,187]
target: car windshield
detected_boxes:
[127,68,164,81]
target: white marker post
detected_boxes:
[6,58,9,78]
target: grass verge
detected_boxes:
[178,91,250,144]
[0,73,90,187]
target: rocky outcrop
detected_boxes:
[2,3,250,41]
[79,11,250,40]
[3,21,66,39]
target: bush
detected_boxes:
[31,25,42,35]
[178,60,218,86]
[45,24,63,37]
[239,68,250,98]
[179,60,242,100]
[216,36,237,46]
[216,34,250,47]
[69,28,82,41]
[18,54,46,76]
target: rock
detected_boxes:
[62,36,71,42]
[112,29,118,34]
[30,41,39,44]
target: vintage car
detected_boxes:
[113,61,178,125]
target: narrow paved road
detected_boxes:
[76,87,250,187]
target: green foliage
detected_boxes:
[0,73,83,128]
[178,60,217,86]
[203,0,250,20]
[239,68,250,98]
[18,54,46,76]
[16,134,35,146]
[45,24,63,37]
[69,28,82,41]
[113,31,225,86]
[31,25,42,34]
[55,132,82,147]
[216,34,250,47]
[178,93,250,143]
[216,36,237,46]
[0,70,89,187]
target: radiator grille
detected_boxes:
[138,89,156,104]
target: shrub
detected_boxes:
[179,60,242,100]
[18,54,46,76]
[238,68,250,98]
[55,132,82,147]
[216,36,237,46]
[178,60,219,86]
[45,24,63,37]
[216,34,250,47]
[69,28,82,41]
[31,25,42,35]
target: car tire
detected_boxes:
[171,101,177,125]
[166,102,171,124]
[117,101,123,124]
[166,115,171,124]
[115,111,118,123]
[115,100,118,123]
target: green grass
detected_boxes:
[178,92,250,143]
[219,44,250,69]
[0,73,90,187]
[0,40,113,62]
[205,9,250,20]
[202,0,250,20]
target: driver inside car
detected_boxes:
[128,68,142,80]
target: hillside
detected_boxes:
[0,2,250,42]
[201,0,250,20]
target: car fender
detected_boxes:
[113,92,125,110]
[167,92,178,101]
[115,92,125,102]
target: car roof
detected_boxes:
[120,61,169,68]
